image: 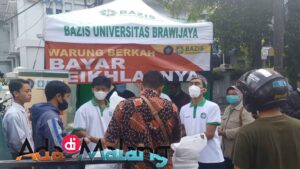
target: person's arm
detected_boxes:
[74,130,87,138]
[234,166,241,169]
[72,108,98,143]
[205,124,217,140]
[45,117,82,158]
[224,109,255,139]
[206,104,222,140]
[179,106,186,137]
[44,117,64,148]
[3,114,27,153]
[170,103,181,143]
[181,124,186,137]
[104,101,124,148]
[218,106,229,138]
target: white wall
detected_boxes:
[17,0,45,69]
[15,0,114,70]
[0,25,12,73]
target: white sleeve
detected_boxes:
[179,107,185,125]
[160,93,172,101]
[73,107,87,131]
[207,104,221,126]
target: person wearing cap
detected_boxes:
[219,86,254,169]
[233,69,300,169]
[180,75,225,169]
[281,73,300,119]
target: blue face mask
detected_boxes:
[297,88,300,93]
[226,95,240,105]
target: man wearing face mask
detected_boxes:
[73,76,112,151]
[30,81,71,151]
[219,86,254,169]
[180,75,225,169]
[281,73,300,119]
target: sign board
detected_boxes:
[44,0,213,84]
[45,42,211,84]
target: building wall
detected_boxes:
[0,25,12,73]
[1,0,114,71]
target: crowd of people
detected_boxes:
[1,69,300,169]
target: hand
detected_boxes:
[72,152,80,158]
[89,136,101,143]
[218,129,226,138]
[82,137,91,144]
[218,128,222,136]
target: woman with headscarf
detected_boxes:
[219,86,254,169]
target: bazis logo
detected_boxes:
[100,9,117,16]
[200,112,207,119]
[99,9,155,19]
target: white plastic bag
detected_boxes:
[171,133,207,169]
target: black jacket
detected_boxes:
[281,90,300,119]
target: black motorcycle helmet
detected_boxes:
[236,69,288,113]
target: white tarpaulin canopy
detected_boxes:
[44,0,213,45]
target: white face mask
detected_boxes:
[94,91,108,100]
[189,85,201,98]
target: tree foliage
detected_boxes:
[158,0,215,21]
[159,0,273,69]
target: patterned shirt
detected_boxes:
[105,89,181,169]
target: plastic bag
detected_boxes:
[171,133,207,169]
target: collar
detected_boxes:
[231,101,243,111]
[12,101,25,113]
[91,98,109,107]
[141,89,160,98]
[190,98,206,107]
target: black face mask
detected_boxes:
[58,99,68,111]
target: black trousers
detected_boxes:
[224,157,234,169]
[198,162,226,169]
